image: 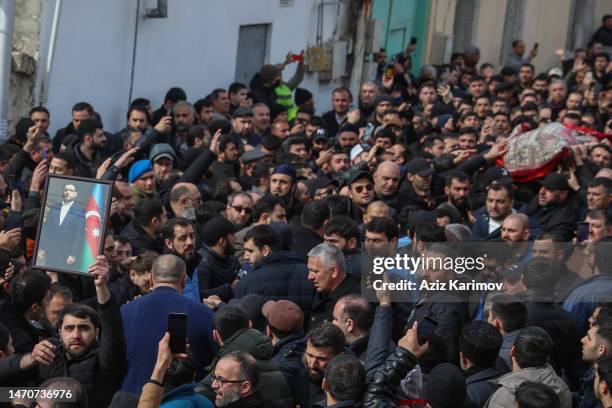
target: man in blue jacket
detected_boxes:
[120,254,216,395]
[233,224,315,315]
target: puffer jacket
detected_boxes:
[485,364,572,408]
[362,347,418,408]
[195,328,293,408]
[233,251,315,315]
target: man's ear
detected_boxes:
[510,344,517,357]
[347,237,358,250]
[322,377,329,393]
[346,318,355,334]
[213,329,221,345]
[262,245,272,257]
[164,239,173,251]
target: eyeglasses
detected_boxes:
[211,374,247,387]
[230,205,253,215]
[354,184,374,193]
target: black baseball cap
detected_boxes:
[539,173,570,191]
[347,169,373,186]
[404,158,433,177]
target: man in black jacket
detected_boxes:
[234,225,314,314]
[211,351,276,408]
[291,200,330,263]
[407,243,470,365]
[459,321,509,408]
[0,270,50,354]
[263,299,306,402]
[195,216,240,302]
[307,243,360,330]
[324,215,362,276]
[517,257,579,376]
[122,198,167,255]
[52,102,93,153]
[69,118,109,178]
[526,172,578,241]
[296,323,346,408]
[163,217,201,278]
[17,256,126,408]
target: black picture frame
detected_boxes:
[32,174,114,277]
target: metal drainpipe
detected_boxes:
[0,0,16,142]
[39,0,62,107]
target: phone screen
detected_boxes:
[577,222,589,242]
[168,313,188,353]
[410,37,417,45]
[417,316,438,345]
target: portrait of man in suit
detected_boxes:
[37,183,86,271]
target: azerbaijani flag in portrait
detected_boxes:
[78,184,104,272]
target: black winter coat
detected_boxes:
[362,347,418,408]
[38,294,127,408]
[407,289,470,365]
[308,274,361,330]
[233,251,315,315]
[517,289,580,375]
[464,359,510,408]
[526,196,578,241]
[121,220,165,255]
[272,334,306,403]
[195,245,240,302]
[0,300,45,354]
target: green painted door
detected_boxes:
[372,0,430,74]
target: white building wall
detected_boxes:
[39,0,346,135]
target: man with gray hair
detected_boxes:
[120,254,216,394]
[359,80,381,118]
[307,243,361,330]
[172,100,196,152]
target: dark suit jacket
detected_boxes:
[40,200,86,269]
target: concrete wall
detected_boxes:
[37,0,346,135]
[10,0,41,132]
[594,0,612,29]
[472,0,507,67]
[522,0,573,73]
[424,0,456,63]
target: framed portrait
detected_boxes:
[32,175,114,276]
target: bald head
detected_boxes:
[152,254,186,284]
[374,161,400,197]
[501,214,530,243]
[596,168,612,180]
[364,201,390,225]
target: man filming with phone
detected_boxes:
[505,40,538,70]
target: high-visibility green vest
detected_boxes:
[274,84,298,121]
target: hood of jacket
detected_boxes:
[493,364,566,395]
[217,328,274,361]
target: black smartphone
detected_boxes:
[417,316,438,345]
[410,37,417,45]
[577,222,589,242]
[534,43,539,49]
[168,313,188,354]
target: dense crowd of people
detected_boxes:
[0,14,611,408]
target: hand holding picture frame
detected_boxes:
[33,174,113,276]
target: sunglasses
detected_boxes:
[230,205,253,215]
[354,184,374,193]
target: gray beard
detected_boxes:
[216,387,242,407]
